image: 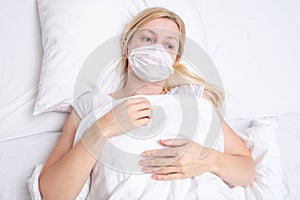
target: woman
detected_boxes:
[38,7,255,199]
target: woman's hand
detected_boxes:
[139,138,218,180]
[98,97,152,138]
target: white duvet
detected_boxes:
[28,91,281,200]
[71,92,243,200]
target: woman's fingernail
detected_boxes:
[142,167,148,173]
[141,152,147,157]
[152,175,158,180]
[138,161,144,166]
[161,139,170,144]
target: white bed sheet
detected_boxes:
[195,0,300,119]
[277,112,300,200]
[0,2,67,199]
[0,131,61,200]
[230,112,300,200]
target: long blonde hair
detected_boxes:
[121,7,224,107]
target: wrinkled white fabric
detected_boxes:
[128,43,174,83]
[238,120,282,200]
[27,85,282,200]
[70,85,238,200]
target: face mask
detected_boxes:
[128,43,174,83]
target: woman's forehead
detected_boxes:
[141,18,179,32]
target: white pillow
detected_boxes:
[235,118,282,200]
[33,0,207,115]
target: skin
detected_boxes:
[39,18,255,200]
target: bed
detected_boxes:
[0,0,299,199]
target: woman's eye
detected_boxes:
[143,37,153,42]
[166,44,174,49]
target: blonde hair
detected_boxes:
[121,7,224,107]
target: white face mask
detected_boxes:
[128,43,174,83]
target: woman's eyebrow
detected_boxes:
[140,29,157,36]
[166,36,179,43]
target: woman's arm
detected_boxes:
[39,97,152,200]
[212,117,256,187]
[204,93,255,187]
[39,109,100,200]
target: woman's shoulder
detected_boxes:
[73,91,113,119]
[167,84,205,97]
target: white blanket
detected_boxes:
[27,91,281,199]
[72,94,242,199]
[27,87,281,200]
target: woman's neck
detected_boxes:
[111,76,165,100]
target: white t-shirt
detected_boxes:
[72,85,232,200]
